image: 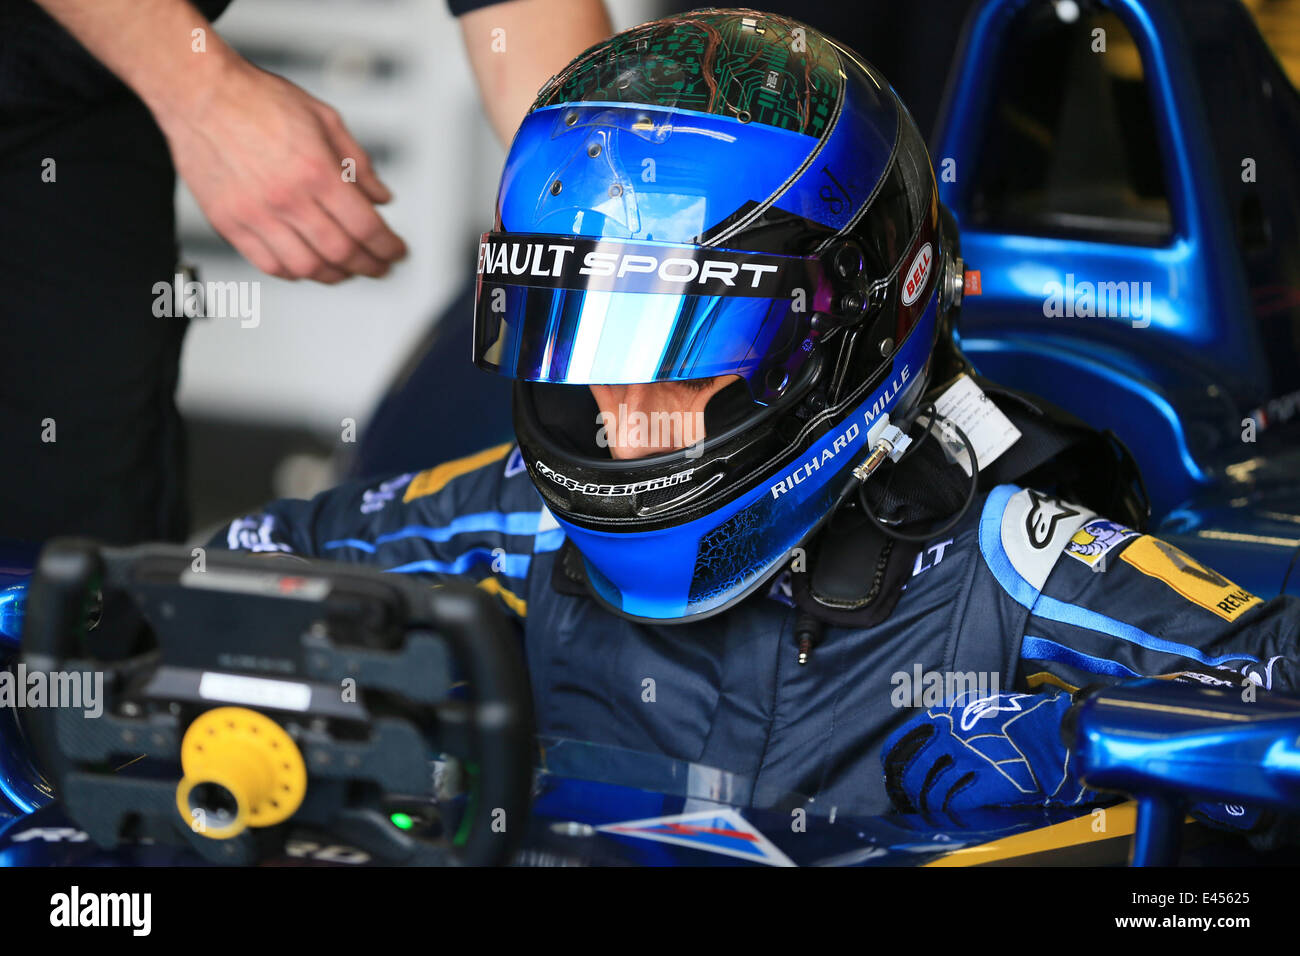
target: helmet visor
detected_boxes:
[472,232,833,400]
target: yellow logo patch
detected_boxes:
[1119,536,1262,622]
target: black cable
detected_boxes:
[858,411,980,543]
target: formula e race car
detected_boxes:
[2,0,1300,872]
[0,539,1298,869]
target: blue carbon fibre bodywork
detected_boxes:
[933,0,1300,597]
[1076,679,1300,810]
[0,541,36,654]
[0,542,53,814]
[937,0,1268,413]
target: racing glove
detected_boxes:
[882,688,1270,835]
[882,688,1105,829]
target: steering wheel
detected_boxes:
[17,538,534,866]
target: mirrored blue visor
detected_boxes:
[472,232,833,394]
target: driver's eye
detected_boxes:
[676,376,718,393]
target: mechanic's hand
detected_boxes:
[882,689,1102,827]
[157,57,407,283]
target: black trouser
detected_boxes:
[0,91,189,544]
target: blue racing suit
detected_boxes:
[215,443,1300,816]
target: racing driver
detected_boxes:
[217,10,1300,821]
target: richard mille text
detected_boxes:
[769,364,911,499]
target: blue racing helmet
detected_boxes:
[472,9,961,622]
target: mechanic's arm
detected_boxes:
[33,0,406,282]
[455,0,613,145]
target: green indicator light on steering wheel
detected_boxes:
[390,812,415,830]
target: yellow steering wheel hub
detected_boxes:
[175,706,307,840]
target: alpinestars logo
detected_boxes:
[1025,490,1080,549]
[960,692,1031,731]
[534,460,693,497]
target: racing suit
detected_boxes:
[216,443,1300,816]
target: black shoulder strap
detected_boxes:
[972,377,1150,532]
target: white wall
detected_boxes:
[177,0,656,436]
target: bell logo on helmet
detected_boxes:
[901,242,934,307]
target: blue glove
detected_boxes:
[1191,802,1265,833]
[882,689,1100,828]
[883,689,1271,834]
